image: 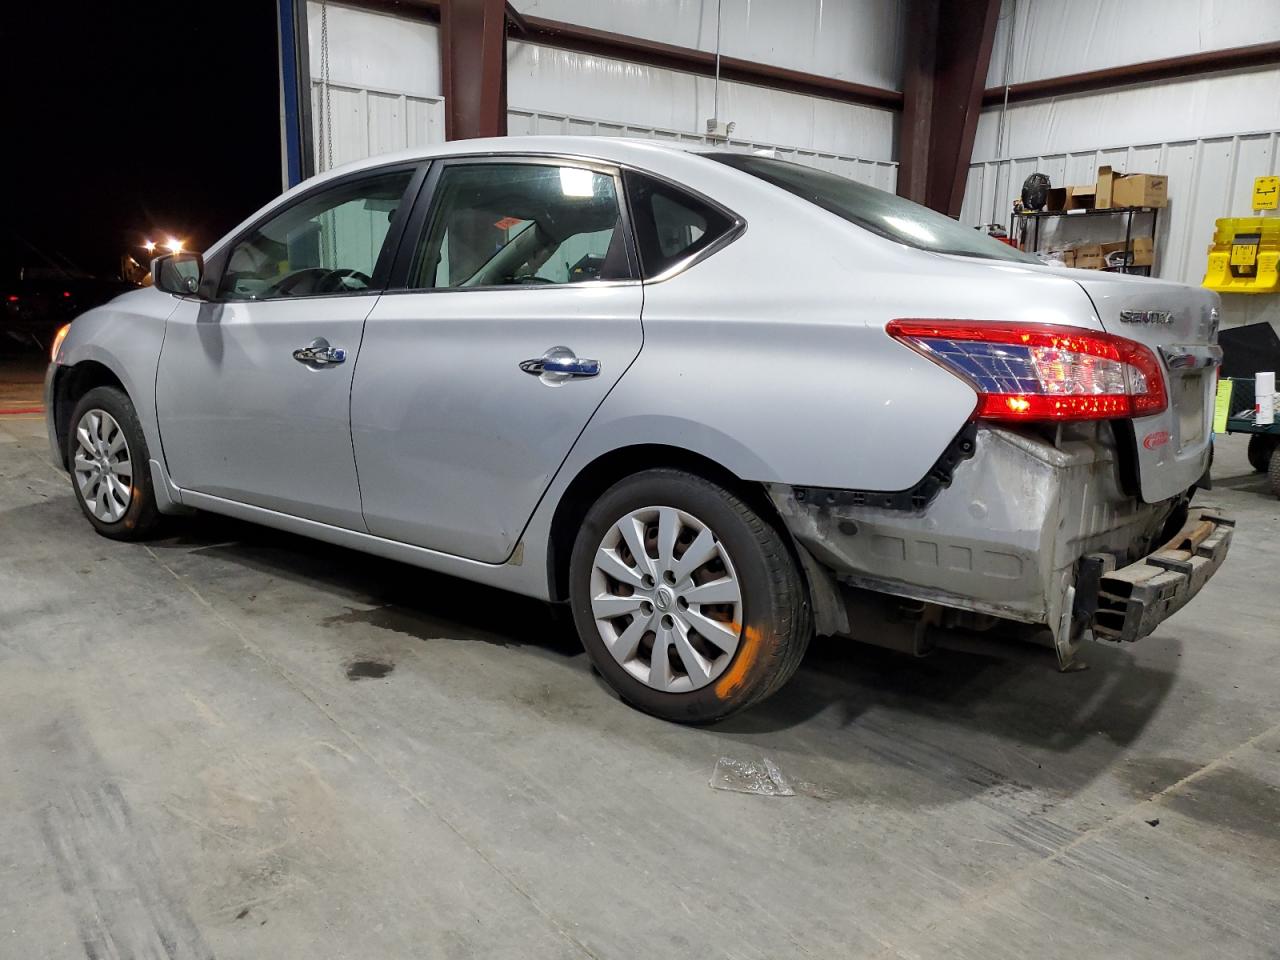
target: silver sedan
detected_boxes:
[46,137,1231,721]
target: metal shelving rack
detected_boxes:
[1011,206,1159,275]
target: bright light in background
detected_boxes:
[559,167,595,198]
[143,240,156,253]
[165,237,183,253]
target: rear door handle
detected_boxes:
[520,346,600,382]
[293,337,347,367]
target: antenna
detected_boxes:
[705,0,735,139]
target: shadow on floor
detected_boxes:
[6,489,1189,810]
[144,508,1181,757]
[148,510,582,656]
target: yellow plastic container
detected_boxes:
[1203,216,1280,293]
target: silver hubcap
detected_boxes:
[73,409,133,523]
[590,505,744,693]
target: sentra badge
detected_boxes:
[1119,309,1173,325]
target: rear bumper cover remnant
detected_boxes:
[768,424,1232,654]
[1090,508,1234,642]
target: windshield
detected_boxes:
[706,153,1039,264]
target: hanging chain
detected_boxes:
[319,0,336,264]
[321,0,334,174]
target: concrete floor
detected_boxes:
[1,353,1278,959]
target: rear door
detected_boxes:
[353,157,643,562]
[1073,274,1222,502]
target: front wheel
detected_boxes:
[67,386,163,540]
[568,469,810,723]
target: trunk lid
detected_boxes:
[1071,273,1221,503]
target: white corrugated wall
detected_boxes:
[305,0,899,185]
[306,2,445,171]
[507,107,898,190]
[515,0,904,90]
[505,42,897,163]
[968,0,1280,330]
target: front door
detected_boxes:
[156,166,419,529]
[354,158,643,562]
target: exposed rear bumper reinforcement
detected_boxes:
[1091,508,1234,643]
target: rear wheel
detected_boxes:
[67,386,162,540]
[568,468,810,723]
[1247,434,1277,473]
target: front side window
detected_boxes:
[707,153,1040,264]
[220,169,414,300]
[410,163,631,289]
[623,170,739,278]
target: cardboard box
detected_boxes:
[1099,237,1155,267]
[1074,243,1105,269]
[1112,174,1168,208]
[1096,165,1116,209]
[1065,184,1097,211]
[1045,187,1068,212]
[1061,249,1077,267]
[1101,240,1129,267]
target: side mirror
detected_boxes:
[152,251,205,297]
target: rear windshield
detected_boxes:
[706,153,1038,264]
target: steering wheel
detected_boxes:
[260,268,375,298]
[315,268,373,293]
[261,267,329,297]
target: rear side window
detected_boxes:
[623,170,739,279]
[706,153,1039,264]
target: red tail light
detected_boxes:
[887,320,1167,422]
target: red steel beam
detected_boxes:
[896,0,939,207]
[898,0,1001,216]
[338,0,442,20]
[982,40,1280,107]
[440,0,508,139]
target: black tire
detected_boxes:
[1269,445,1280,499]
[67,386,163,540]
[568,468,810,724]
[1248,434,1277,474]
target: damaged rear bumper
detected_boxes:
[767,424,1232,659]
[1088,508,1234,642]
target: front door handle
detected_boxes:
[520,346,601,383]
[293,337,347,367]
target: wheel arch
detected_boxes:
[50,360,128,468]
[545,442,804,603]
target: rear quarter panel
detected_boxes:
[570,156,1105,491]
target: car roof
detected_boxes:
[206,137,737,257]
[307,136,713,185]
